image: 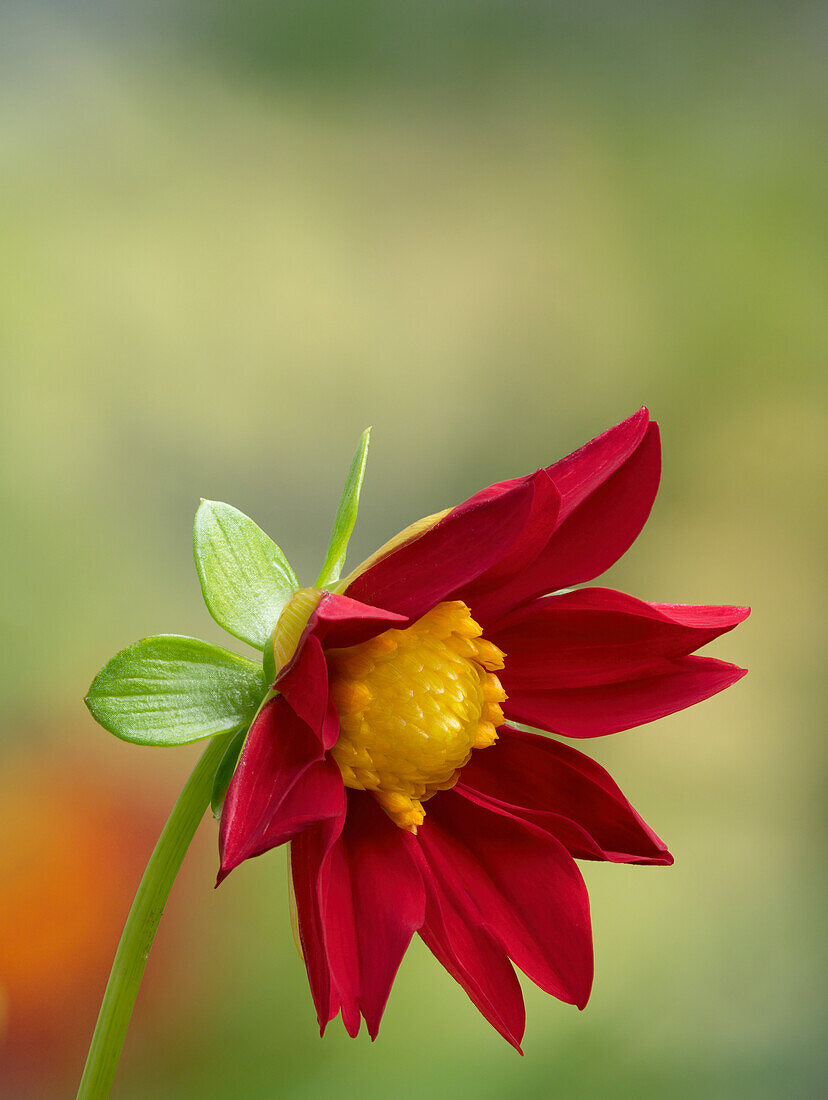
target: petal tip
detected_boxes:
[501,1027,525,1055]
[629,405,655,434]
[343,1014,361,1039]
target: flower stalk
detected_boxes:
[77,732,234,1100]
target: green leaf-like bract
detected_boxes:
[85,636,266,747]
[211,724,248,818]
[194,500,299,649]
[316,427,371,587]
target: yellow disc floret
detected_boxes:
[327,601,507,832]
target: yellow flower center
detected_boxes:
[326,601,507,832]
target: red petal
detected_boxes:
[472,415,660,621]
[344,479,534,621]
[549,406,651,523]
[490,587,750,689]
[453,469,561,598]
[290,792,422,1038]
[458,725,672,864]
[277,634,339,749]
[503,655,747,738]
[536,421,661,590]
[321,793,425,1039]
[277,595,403,749]
[411,841,526,1051]
[312,592,409,649]
[418,792,593,1010]
[291,809,347,1032]
[254,760,345,852]
[218,696,338,881]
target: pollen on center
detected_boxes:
[326,601,507,832]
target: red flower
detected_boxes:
[218,408,748,1050]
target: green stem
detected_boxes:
[77,733,232,1100]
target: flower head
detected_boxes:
[215,409,749,1049]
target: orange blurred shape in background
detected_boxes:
[0,745,164,1092]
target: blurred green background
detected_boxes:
[1,2,824,1097]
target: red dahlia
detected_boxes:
[218,408,748,1050]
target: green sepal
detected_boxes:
[85,635,267,747]
[210,724,249,819]
[194,500,299,650]
[316,427,371,587]
[262,624,278,686]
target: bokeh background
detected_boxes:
[1,2,825,1097]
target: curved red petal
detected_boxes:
[548,406,651,523]
[290,806,347,1032]
[344,479,534,622]
[252,760,346,856]
[418,792,593,1010]
[503,655,747,738]
[458,725,672,864]
[411,839,525,1051]
[312,592,409,649]
[453,469,561,601]
[323,793,425,1039]
[537,421,661,590]
[473,418,660,622]
[277,634,339,749]
[218,696,335,882]
[277,594,404,750]
[490,587,750,689]
[292,792,425,1040]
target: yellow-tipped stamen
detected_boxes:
[472,638,507,671]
